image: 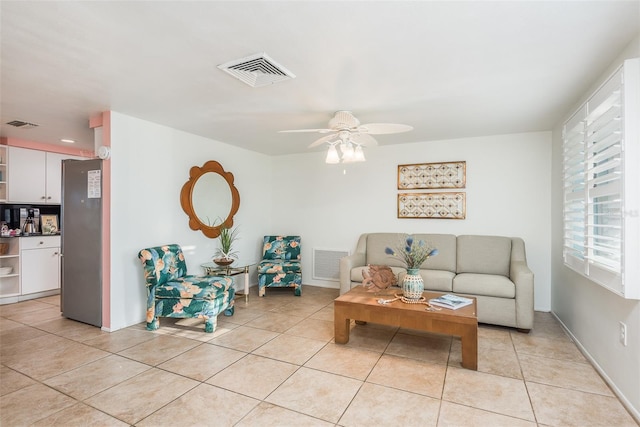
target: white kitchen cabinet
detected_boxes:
[20,236,61,295]
[7,147,45,203]
[46,152,72,203]
[8,146,83,204]
[0,236,61,304]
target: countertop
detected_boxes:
[0,233,61,238]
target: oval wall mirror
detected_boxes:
[180,160,240,238]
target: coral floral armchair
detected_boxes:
[138,244,235,333]
[258,236,302,296]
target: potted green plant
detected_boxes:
[213,223,239,266]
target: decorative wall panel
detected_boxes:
[398,161,466,189]
[397,192,466,219]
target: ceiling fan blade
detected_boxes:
[308,134,338,148]
[351,133,378,146]
[279,128,333,134]
[357,123,413,135]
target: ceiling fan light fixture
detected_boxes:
[280,110,412,165]
[325,145,340,164]
[341,142,355,161]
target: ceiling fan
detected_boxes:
[279,111,413,163]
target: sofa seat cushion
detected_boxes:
[151,291,234,320]
[453,273,515,298]
[258,260,301,274]
[258,271,302,297]
[154,276,233,300]
[414,269,455,292]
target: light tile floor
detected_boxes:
[1,286,638,426]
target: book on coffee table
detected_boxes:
[429,294,473,310]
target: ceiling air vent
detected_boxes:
[6,120,39,129]
[218,52,295,87]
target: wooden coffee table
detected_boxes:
[334,286,478,370]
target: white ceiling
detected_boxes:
[1,1,638,155]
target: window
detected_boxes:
[562,58,639,299]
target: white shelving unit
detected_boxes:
[0,145,7,202]
[0,236,61,304]
[0,238,21,299]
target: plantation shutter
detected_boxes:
[562,58,639,299]
[562,106,587,272]
[585,73,623,282]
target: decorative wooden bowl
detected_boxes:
[213,258,234,266]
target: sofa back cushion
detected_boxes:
[138,244,187,288]
[366,233,407,267]
[456,235,511,276]
[365,233,456,272]
[413,234,456,272]
[262,236,301,261]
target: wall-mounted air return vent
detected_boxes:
[218,52,295,87]
[6,120,39,129]
[313,248,349,282]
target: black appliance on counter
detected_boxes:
[2,207,22,230]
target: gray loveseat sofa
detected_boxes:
[339,233,534,332]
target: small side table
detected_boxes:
[201,261,256,303]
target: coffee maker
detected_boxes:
[20,208,40,234]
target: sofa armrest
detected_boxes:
[510,260,534,330]
[340,253,366,295]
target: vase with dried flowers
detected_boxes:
[385,235,438,300]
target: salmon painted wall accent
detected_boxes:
[90,112,111,331]
[0,137,93,157]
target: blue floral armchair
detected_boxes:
[258,236,302,296]
[138,244,235,333]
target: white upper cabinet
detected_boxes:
[46,152,72,204]
[7,147,46,203]
[8,147,84,204]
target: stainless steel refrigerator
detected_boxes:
[61,158,102,327]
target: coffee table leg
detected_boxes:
[460,325,478,370]
[334,307,350,344]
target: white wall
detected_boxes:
[102,41,640,416]
[108,113,552,331]
[271,131,552,311]
[550,36,640,418]
[108,112,273,331]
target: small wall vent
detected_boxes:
[6,120,39,129]
[313,248,349,282]
[218,52,295,87]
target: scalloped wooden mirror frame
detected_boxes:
[180,160,240,238]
